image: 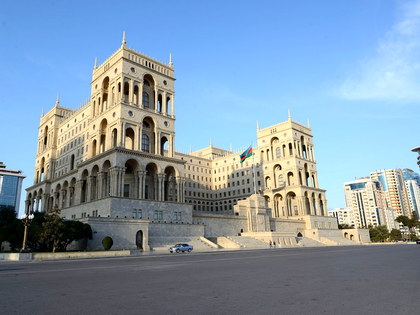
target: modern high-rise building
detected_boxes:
[343,177,389,228]
[402,169,420,218]
[370,169,410,217]
[329,208,355,227]
[0,162,26,213]
[24,35,369,250]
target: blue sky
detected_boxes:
[0,0,419,217]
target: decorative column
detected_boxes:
[119,167,125,197]
[162,91,167,115]
[87,176,95,201]
[75,180,84,205]
[154,89,158,112]
[129,79,134,104]
[97,172,104,199]
[157,174,165,201]
[54,191,59,209]
[139,81,144,107]
[109,167,116,197]
[170,95,175,117]
[58,190,64,208]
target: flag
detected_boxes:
[240,145,253,163]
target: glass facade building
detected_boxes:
[0,162,25,212]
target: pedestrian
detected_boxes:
[269,241,272,248]
[273,241,276,248]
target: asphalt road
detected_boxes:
[1,245,419,315]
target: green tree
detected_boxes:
[389,228,402,242]
[0,207,23,251]
[396,213,419,240]
[61,220,93,250]
[369,225,389,242]
[39,214,66,252]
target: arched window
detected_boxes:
[142,134,149,152]
[143,92,149,108]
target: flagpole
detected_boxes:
[252,142,257,194]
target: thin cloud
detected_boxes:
[337,0,420,102]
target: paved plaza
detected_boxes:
[1,245,419,314]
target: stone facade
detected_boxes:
[25,35,368,250]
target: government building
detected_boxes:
[25,35,369,250]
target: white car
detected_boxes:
[169,243,193,253]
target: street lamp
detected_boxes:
[20,212,34,253]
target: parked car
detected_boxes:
[416,239,420,244]
[169,243,193,253]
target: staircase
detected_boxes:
[297,237,326,247]
[221,236,269,249]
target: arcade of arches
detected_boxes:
[26,159,185,213]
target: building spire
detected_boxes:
[55,93,60,106]
[256,120,260,130]
[169,52,173,67]
[288,109,291,121]
[230,144,233,152]
[307,119,311,128]
[41,107,44,117]
[122,31,126,46]
[210,138,213,147]
[94,57,98,69]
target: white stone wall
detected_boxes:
[193,213,248,237]
[81,217,149,251]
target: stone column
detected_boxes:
[139,81,144,107]
[155,130,160,155]
[141,171,146,199]
[129,79,134,104]
[120,167,125,197]
[120,122,125,148]
[170,95,175,117]
[97,172,104,199]
[75,180,84,204]
[157,174,165,201]
[154,89,158,112]
[87,176,95,201]
[54,192,60,209]
[170,135,174,158]
[162,91,167,115]
[109,167,116,197]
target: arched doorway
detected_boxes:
[136,230,143,250]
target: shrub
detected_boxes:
[102,236,113,250]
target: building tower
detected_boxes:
[256,117,327,217]
[370,169,410,217]
[0,162,26,214]
[26,34,185,217]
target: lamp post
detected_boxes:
[20,212,34,253]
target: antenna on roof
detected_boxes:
[169,52,173,67]
[122,31,126,46]
[288,109,291,121]
[94,57,98,69]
